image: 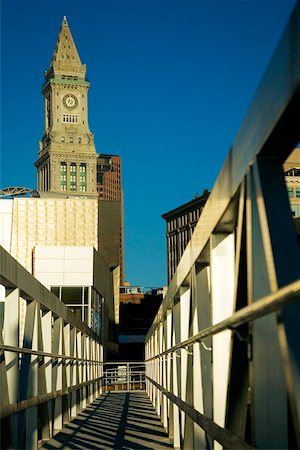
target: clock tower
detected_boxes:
[35,16,97,196]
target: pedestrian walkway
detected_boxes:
[42,392,173,449]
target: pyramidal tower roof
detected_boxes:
[46,16,86,79]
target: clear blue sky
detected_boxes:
[0,0,296,288]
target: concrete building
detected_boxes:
[0,197,117,352]
[0,17,122,354]
[162,191,209,283]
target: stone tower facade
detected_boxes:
[35,16,97,196]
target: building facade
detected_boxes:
[33,16,125,283]
[34,16,98,196]
[162,192,209,283]
[0,17,125,353]
[97,154,122,201]
[284,147,300,217]
[97,154,125,283]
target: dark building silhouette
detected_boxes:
[162,192,209,283]
[97,154,125,284]
[118,289,164,361]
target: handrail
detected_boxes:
[147,377,255,449]
[145,278,300,361]
[0,375,104,419]
[0,343,103,363]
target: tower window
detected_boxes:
[60,162,67,191]
[80,163,87,192]
[63,114,78,123]
[70,163,77,191]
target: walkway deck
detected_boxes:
[42,392,173,450]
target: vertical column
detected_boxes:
[179,286,190,444]
[210,233,235,450]
[63,323,71,424]
[172,298,181,450]
[20,300,38,449]
[70,327,77,419]
[162,317,168,431]
[166,308,173,441]
[192,265,212,449]
[3,288,20,448]
[52,317,63,435]
[249,159,300,448]
[76,331,82,414]
[40,311,52,440]
[81,333,87,410]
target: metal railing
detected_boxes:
[102,362,146,392]
[145,3,300,450]
[0,246,104,449]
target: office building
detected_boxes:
[284,147,300,217]
[97,154,125,284]
[162,192,209,283]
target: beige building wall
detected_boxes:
[9,197,98,272]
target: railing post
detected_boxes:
[127,363,130,391]
[40,310,52,441]
[70,327,77,419]
[52,317,63,435]
[3,288,20,448]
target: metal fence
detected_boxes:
[102,362,146,392]
[145,2,300,449]
[0,246,104,449]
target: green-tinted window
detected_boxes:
[287,188,293,198]
[80,163,87,192]
[60,162,67,191]
[70,163,77,191]
[296,188,300,198]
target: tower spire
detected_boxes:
[45,15,85,81]
[62,15,68,26]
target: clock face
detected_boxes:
[62,94,78,110]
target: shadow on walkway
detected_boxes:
[42,391,173,449]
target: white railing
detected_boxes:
[0,246,104,449]
[145,2,300,449]
[102,362,145,392]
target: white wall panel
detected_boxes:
[211,233,235,450]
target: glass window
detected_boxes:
[70,163,77,191]
[287,188,294,198]
[60,162,67,191]
[79,163,87,192]
[296,188,300,198]
[61,287,82,304]
[51,286,60,298]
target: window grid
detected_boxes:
[60,163,67,191]
[70,164,77,191]
[63,114,78,123]
[80,163,87,192]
